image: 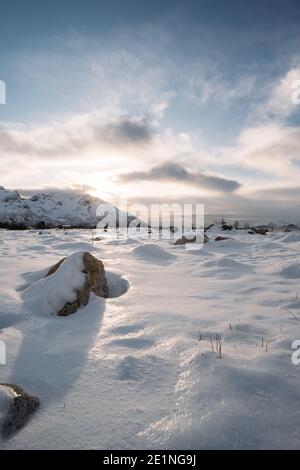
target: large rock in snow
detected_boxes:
[0,384,40,439]
[46,252,108,316]
[23,251,108,316]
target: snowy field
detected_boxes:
[1,226,300,449]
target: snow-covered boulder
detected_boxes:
[23,251,108,316]
[0,384,39,439]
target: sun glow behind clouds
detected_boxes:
[89,177,227,203]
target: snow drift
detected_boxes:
[131,244,177,262]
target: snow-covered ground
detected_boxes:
[1,226,300,449]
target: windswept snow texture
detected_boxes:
[0,187,133,228]
[1,226,300,449]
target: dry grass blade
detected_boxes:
[287,309,299,320]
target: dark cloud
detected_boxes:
[253,186,300,201]
[0,116,153,158]
[101,119,153,144]
[118,162,241,193]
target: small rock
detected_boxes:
[215,236,231,242]
[174,234,209,245]
[221,224,233,231]
[204,223,214,232]
[252,227,269,235]
[45,252,108,316]
[0,384,40,439]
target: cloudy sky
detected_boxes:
[1,0,300,218]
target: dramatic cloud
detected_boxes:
[118,162,241,193]
[0,115,153,158]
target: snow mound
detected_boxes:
[131,244,176,261]
[203,256,253,272]
[105,237,140,246]
[280,263,300,279]
[217,257,251,270]
[195,256,254,279]
[106,271,130,298]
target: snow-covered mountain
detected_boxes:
[0,186,136,229]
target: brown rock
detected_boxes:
[46,257,65,276]
[252,227,269,235]
[45,252,108,316]
[215,236,231,241]
[174,234,209,245]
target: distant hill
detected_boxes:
[0,186,138,229]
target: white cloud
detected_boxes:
[256,66,300,120]
[0,110,198,192]
[227,123,300,180]
[187,73,256,106]
[0,114,154,158]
